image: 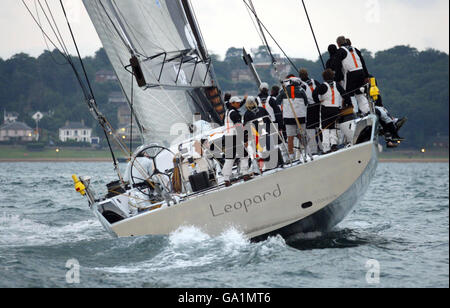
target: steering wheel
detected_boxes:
[130,145,175,197]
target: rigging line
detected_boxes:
[59,0,96,101]
[59,0,125,181]
[37,0,68,56]
[98,0,133,54]
[43,0,70,56]
[130,73,134,156]
[242,0,299,74]
[22,0,91,99]
[22,0,67,58]
[33,0,67,65]
[300,0,325,69]
[248,0,276,65]
[244,2,267,51]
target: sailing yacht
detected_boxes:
[70,0,379,241]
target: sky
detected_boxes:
[1,0,449,61]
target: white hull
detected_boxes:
[92,128,379,241]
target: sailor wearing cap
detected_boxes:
[222,96,250,187]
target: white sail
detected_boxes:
[82,0,224,145]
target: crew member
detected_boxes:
[369,76,407,147]
[374,95,407,147]
[225,92,246,110]
[313,69,346,154]
[326,44,345,85]
[335,36,371,115]
[276,75,309,160]
[244,96,271,129]
[256,82,270,106]
[244,97,284,170]
[222,96,251,187]
[299,68,321,155]
[259,85,282,129]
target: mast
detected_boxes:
[180,0,208,61]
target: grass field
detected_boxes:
[0,145,116,161]
[0,145,448,162]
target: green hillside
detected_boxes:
[0,45,448,149]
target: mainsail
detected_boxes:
[82,0,225,145]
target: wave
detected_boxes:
[0,214,104,247]
[94,225,288,276]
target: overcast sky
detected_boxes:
[1,0,449,61]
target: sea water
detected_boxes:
[0,162,448,288]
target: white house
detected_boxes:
[59,120,93,143]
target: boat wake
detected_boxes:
[95,226,288,277]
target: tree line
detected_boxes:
[0,45,448,149]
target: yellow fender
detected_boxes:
[369,77,380,101]
[72,174,86,196]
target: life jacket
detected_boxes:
[341,46,363,75]
[319,82,342,108]
[282,83,307,119]
[301,79,317,106]
[225,109,240,136]
[262,96,276,122]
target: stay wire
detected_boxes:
[244,3,267,54]
[59,0,96,103]
[301,0,325,69]
[36,0,66,55]
[59,0,126,182]
[43,0,70,56]
[23,0,93,101]
[130,73,134,156]
[22,0,66,58]
[34,0,66,65]
[248,0,276,65]
[24,0,132,171]
[242,0,299,74]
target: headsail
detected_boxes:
[82,0,225,145]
